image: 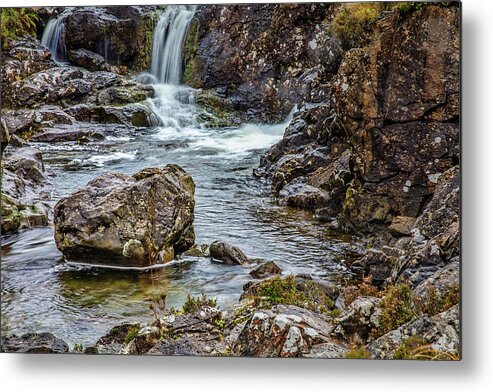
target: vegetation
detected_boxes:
[1,8,38,48]
[124,325,141,344]
[73,342,84,352]
[330,2,388,49]
[248,275,336,314]
[393,337,460,360]
[345,346,371,359]
[417,284,460,317]
[378,283,416,334]
[182,293,217,313]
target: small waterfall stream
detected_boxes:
[151,5,196,85]
[1,5,353,347]
[41,16,67,63]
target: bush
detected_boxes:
[345,346,371,359]
[1,8,38,48]
[182,293,217,313]
[250,275,336,314]
[417,284,460,317]
[124,325,141,344]
[378,283,416,334]
[330,2,386,49]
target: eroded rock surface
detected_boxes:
[54,165,195,267]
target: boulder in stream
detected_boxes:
[53,165,195,267]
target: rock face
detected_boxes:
[183,3,340,122]
[63,6,160,71]
[1,332,69,353]
[54,165,195,267]
[253,4,459,236]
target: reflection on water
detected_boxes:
[1,86,358,347]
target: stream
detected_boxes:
[1,5,356,348]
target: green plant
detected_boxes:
[182,293,217,313]
[378,283,416,334]
[124,325,140,344]
[73,343,84,352]
[345,346,371,359]
[1,8,38,48]
[330,2,386,49]
[148,291,167,320]
[417,284,460,317]
[393,336,429,359]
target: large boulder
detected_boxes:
[209,241,250,265]
[232,305,345,358]
[63,6,159,71]
[54,165,195,267]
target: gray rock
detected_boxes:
[334,296,382,344]
[1,332,69,353]
[249,261,282,278]
[54,165,195,267]
[209,241,250,265]
[366,304,460,359]
[232,305,336,357]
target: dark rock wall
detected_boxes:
[183,3,341,122]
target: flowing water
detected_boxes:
[1,6,356,348]
[41,16,67,63]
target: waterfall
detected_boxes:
[151,5,196,84]
[41,17,67,63]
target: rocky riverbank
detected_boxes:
[1,3,460,359]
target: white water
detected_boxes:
[151,5,196,84]
[41,17,67,63]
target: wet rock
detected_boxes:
[232,305,338,357]
[54,165,195,267]
[85,323,141,354]
[1,147,51,234]
[334,296,381,344]
[1,36,56,86]
[63,6,160,71]
[249,261,282,279]
[184,3,340,122]
[209,241,250,265]
[366,304,459,359]
[68,48,111,72]
[30,125,105,143]
[279,178,330,210]
[65,103,155,127]
[1,332,69,353]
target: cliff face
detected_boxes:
[183,3,341,122]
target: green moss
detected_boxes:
[182,293,217,313]
[345,347,371,359]
[182,17,200,87]
[418,284,460,317]
[248,275,336,314]
[124,325,141,344]
[1,8,38,49]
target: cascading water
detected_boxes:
[41,17,67,63]
[151,5,196,85]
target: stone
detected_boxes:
[54,165,195,267]
[334,296,382,344]
[209,241,250,265]
[249,261,282,279]
[1,332,69,353]
[68,48,110,72]
[366,304,459,359]
[389,216,417,237]
[232,305,336,357]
